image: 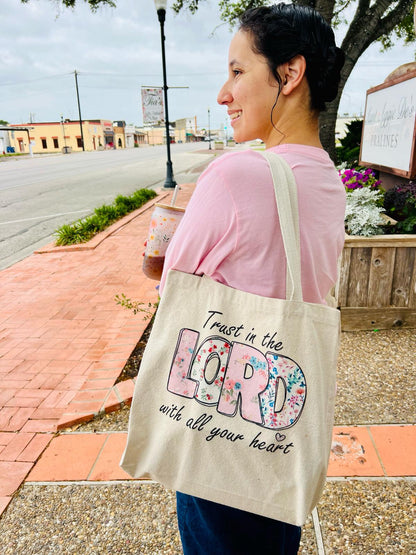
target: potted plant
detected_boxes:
[337,169,416,331]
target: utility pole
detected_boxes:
[208,108,212,150]
[74,70,85,151]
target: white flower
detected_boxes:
[345,188,385,236]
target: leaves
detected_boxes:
[172,0,203,15]
[384,181,416,233]
[54,188,157,245]
[114,294,157,319]
[21,0,116,10]
[345,188,386,236]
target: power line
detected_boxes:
[0,70,224,88]
[0,73,73,87]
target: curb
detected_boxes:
[57,377,137,430]
[35,192,170,254]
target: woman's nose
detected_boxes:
[217,81,232,105]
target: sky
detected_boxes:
[1,0,415,132]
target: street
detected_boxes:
[0,143,212,269]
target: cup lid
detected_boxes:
[155,203,186,212]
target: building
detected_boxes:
[113,121,126,149]
[0,129,11,154]
[5,114,212,154]
[7,120,117,154]
[136,117,207,146]
[124,125,148,147]
[136,125,174,146]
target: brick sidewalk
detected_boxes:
[24,425,416,484]
[0,184,195,515]
[1,179,415,520]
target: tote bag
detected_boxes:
[121,151,340,527]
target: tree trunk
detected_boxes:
[319,98,340,162]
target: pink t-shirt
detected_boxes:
[160,144,346,304]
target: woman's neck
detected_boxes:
[265,85,322,149]
[265,114,322,149]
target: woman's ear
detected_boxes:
[280,55,306,95]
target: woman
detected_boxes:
[160,3,345,553]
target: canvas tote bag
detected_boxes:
[121,151,340,527]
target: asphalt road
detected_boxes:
[0,143,213,270]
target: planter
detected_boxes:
[214,142,224,150]
[337,234,416,330]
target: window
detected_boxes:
[53,138,59,148]
[41,138,47,149]
[76,138,83,148]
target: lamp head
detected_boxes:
[154,0,167,23]
[154,0,167,12]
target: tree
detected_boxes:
[0,120,9,126]
[172,0,415,160]
[336,119,363,166]
[20,0,115,10]
[22,0,415,159]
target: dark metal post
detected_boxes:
[208,107,212,150]
[156,8,176,189]
[74,70,85,151]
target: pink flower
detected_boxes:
[224,379,235,390]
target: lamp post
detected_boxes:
[208,107,212,150]
[61,115,68,153]
[154,0,176,189]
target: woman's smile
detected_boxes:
[217,30,280,145]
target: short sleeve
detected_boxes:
[159,162,238,295]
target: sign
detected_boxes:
[360,70,416,178]
[141,87,164,125]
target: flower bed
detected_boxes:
[337,168,416,330]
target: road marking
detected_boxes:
[0,209,90,225]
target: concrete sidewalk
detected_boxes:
[0,163,415,553]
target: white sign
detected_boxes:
[360,72,416,178]
[141,87,164,125]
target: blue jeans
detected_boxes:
[176,492,301,554]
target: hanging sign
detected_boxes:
[141,87,164,125]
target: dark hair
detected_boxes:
[239,3,345,112]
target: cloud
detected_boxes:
[1,0,413,128]
[1,0,231,127]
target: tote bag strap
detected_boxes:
[260,150,303,302]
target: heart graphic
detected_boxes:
[275,433,286,442]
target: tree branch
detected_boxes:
[377,0,415,37]
[315,0,337,22]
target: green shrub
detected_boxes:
[336,119,363,167]
[383,181,416,234]
[94,205,119,222]
[55,188,157,246]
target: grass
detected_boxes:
[0,152,27,158]
[54,188,157,246]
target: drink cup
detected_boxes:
[142,203,185,280]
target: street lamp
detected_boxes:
[208,107,212,150]
[154,0,176,189]
[60,115,68,153]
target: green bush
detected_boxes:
[383,181,416,234]
[55,188,157,246]
[336,119,363,167]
